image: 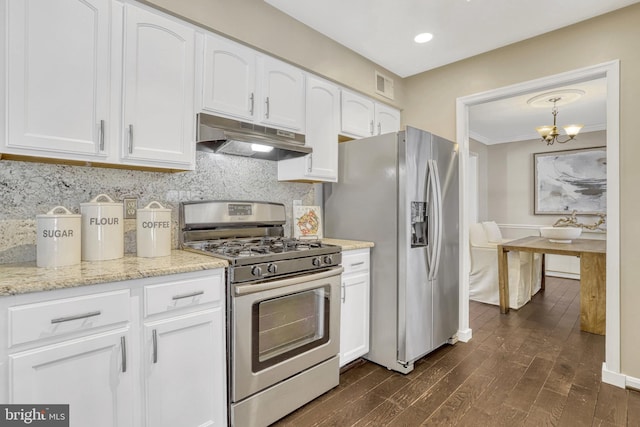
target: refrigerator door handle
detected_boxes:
[431,160,444,280]
[426,159,440,280]
[425,160,433,274]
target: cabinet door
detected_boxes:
[10,328,134,427]
[122,5,195,168]
[375,103,401,135]
[144,308,226,427]
[5,0,110,158]
[259,57,305,131]
[340,90,375,138]
[340,273,370,367]
[278,76,339,182]
[202,34,257,121]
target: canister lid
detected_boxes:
[80,193,122,207]
[138,201,171,212]
[36,206,81,218]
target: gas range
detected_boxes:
[179,201,341,284]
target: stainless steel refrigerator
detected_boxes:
[324,126,459,374]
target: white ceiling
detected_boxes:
[469,78,607,145]
[265,0,624,145]
[265,0,639,78]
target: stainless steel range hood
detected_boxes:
[196,113,310,161]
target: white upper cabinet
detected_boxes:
[340,90,375,138]
[340,89,401,138]
[1,0,196,170]
[278,76,339,182]
[202,34,256,122]
[121,4,196,169]
[259,56,305,132]
[375,102,402,135]
[200,35,305,132]
[3,0,112,159]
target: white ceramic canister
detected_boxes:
[36,206,82,268]
[80,194,124,261]
[136,201,172,258]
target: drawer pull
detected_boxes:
[152,329,158,364]
[172,290,205,300]
[51,310,102,324]
[121,336,127,373]
[350,261,365,267]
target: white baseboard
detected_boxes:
[625,374,640,391]
[546,271,580,280]
[602,362,627,388]
[457,328,472,342]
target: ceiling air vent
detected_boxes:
[375,71,394,100]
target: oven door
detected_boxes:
[231,267,342,402]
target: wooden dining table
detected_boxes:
[497,236,606,335]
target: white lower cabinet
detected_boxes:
[10,327,134,427]
[339,248,371,367]
[142,275,226,427]
[1,268,226,427]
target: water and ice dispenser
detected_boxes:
[411,201,428,247]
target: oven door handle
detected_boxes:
[234,267,344,296]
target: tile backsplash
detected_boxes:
[0,152,314,264]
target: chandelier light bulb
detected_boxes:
[534,96,582,145]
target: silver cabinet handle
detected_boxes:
[307,154,313,173]
[350,261,365,267]
[51,310,101,324]
[341,282,346,303]
[377,122,381,135]
[249,93,255,115]
[128,124,134,154]
[265,97,270,119]
[99,120,105,151]
[121,336,127,373]
[152,329,158,364]
[172,290,204,300]
[370,120,374,135]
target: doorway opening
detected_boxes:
[455,60,622,387]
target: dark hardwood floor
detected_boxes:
[273,277,640,426]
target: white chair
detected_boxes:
[469,221,543,309]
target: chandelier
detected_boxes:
[534,96,583,146]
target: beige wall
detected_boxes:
[404,4,640,378]
[485,131,606,226]
[141,0,405,109]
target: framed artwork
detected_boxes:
[534,147,606,215]
[293,205,323,239]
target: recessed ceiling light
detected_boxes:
[414,33,433,44]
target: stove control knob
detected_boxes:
[312,257,322,267]
[251,266,262,277]
[323,255,333,265]
[267,263,278,274]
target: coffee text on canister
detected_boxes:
[89,217,119,225]
[142,221,171,228]
[42,229,74,238]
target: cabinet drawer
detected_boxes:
[342,249,370,275]
[144,274,222,317]
[8,290,130,347]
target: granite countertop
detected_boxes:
[0,250,227,296]
[322,238,374,251]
